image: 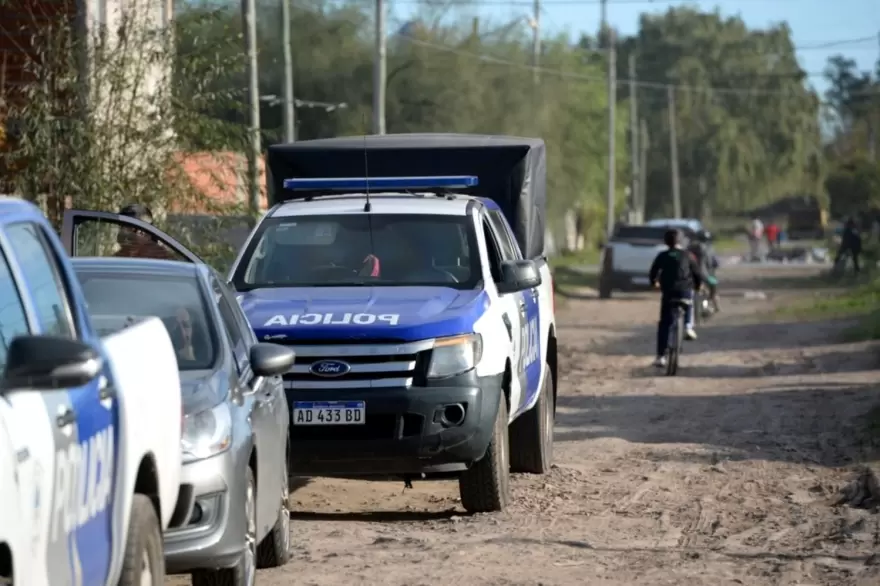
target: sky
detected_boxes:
[393,0,880,95]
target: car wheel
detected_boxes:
[458,392,511,513]
[192,467,257,586]
[117,494,164,586]
[257,446,292,568]
[509,364,555,474]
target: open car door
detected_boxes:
[60,209,204,263]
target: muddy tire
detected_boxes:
[509,365,555,474]
[118,494,164,586]
[257,448,291,568]
[192,468,257,586]
[459,393,511,513]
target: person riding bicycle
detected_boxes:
[649,229,704,368]
[687,229,721,312]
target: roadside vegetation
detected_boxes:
[776,272,880,341]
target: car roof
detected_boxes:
[0,196,53,225]
[646,218,703,230]
[269,132,544,152]
[269,192,482,218]
[70,257,207,278]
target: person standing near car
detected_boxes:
[116,203,175,260]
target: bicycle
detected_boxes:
[666,298,692,376]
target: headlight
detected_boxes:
[427,334,482,379]
[181,403,232,463]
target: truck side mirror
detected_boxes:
[497,259,542,294]
[2,335,102,391]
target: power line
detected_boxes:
[391,0,869,5]
[401,35,880,97]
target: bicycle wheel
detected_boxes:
[694,291,703,325]
[666,307,685,376]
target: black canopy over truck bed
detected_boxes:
[266,133,547,260]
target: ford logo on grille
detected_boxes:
[309,359,352,378]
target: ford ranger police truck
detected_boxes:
[0,198,182,586]
[227,134,558,513]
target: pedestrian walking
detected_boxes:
[765,221,780,252]
[834,218,862,275]
[747,216,764,261]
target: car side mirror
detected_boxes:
[497,259,542,294]
[2,335,102,391]
[250,343,295,377]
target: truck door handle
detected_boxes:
[99,385,115,401]
[56,408,76,429]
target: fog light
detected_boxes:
[187,494,221,527]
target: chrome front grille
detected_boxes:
[282,339,434,390]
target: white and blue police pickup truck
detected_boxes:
[0,198,182,586]
[226,133,559,513]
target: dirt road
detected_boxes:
[179,266,880,585]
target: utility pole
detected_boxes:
[531,0,540,84]
[606,28,616,237]
[628,52,639,224]
[639,118,649,219]
[242,0,262,216]
[281,0,295,142]
[372,0,386,135]
[667,85,681,219]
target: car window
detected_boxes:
[481,218,503,283]
[73,217,186,261]
[211,276,249,373]
[6,222,75,338]
[487,211,520,261]
[0,246,32,372]
[233,213,479,291]
[74,270,217,371]
[217,277,256,346]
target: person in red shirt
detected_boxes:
[115,203,176,260]
[765,221,780,251]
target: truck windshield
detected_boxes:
[232,214,480,291]
[74,271,218,371]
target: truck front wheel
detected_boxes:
[458,392,511,513]
[118,494,164,586]
[510,364,555,474]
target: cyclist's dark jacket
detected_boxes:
[649,247,703,296]
[687,241,718,277]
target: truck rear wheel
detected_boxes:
[509,365,555,474]
[459,393,511,513]
[118,494,164,586]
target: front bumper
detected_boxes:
[287,371,504,476]
[163,449,247,574]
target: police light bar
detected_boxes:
[282,176,479,191]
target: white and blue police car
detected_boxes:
[227,174,558,512]
[0,198,183,586]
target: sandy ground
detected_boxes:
[172,265,880,586]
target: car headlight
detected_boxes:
[427,334,482,379]
[181,403,232,463]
